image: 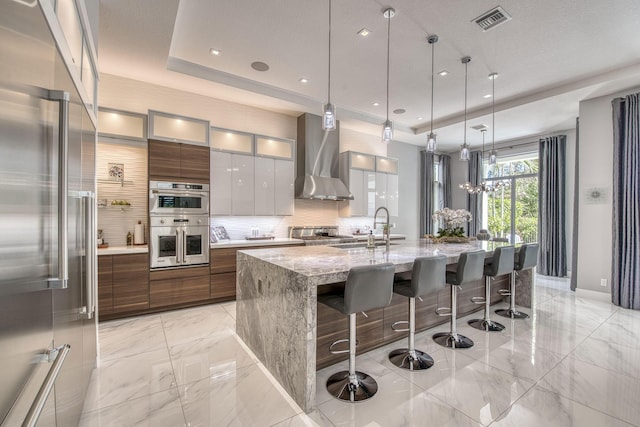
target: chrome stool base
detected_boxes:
[326,371,378,402]
[433,332,474,349]
[388,349,434,371]
[468,318,505,332]
[495,308,529,319]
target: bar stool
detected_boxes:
[318,263,396,402]
[433,250,485,349]
[388,255,447,370]
[468,246,515,332]
[496,243,539,319]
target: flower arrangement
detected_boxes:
[432,208,472,239]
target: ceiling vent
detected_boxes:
[473,6,511,31]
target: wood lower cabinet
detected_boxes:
[98,256,113,316]
[210,243,304,301]
[150,266,210,308]
[98,253,150,318]
[148,139,210,183]
[113,254,149,313]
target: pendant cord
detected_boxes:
[430,40,434,133]
[327,0,331,105]
[463,60,468,145]
[386,12,391,122]
[491,76,495,151]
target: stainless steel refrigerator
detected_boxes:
[1,1,97,426]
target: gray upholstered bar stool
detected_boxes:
[468,246,515,332]
[318,263,396,402]
[433,250,485,349]
[388,255,447,370]
[496,243,539,319]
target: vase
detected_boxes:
[476,229,491,241]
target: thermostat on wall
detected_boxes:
[584,187,609,204]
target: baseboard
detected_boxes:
[575,287,611,303]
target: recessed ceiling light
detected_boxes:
[251,61,270,72]
[372,102,380,107]
[298,77,309,83]
[416,116,424,120]
[393,108,406,114]
[438,70,448,76]
[209,48,221,56]
[483,94,492,98]
[357,28,371,37]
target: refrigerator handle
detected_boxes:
[79,191,95,319]
[47,90,70,289]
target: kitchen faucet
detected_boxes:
[373,206,391,251]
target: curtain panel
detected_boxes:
[440,154,452,210]
[539,135,567,277]
[466,151,482,236]
[612,93,640,310]
[420,151,435,235]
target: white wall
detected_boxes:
[576,86,640,293]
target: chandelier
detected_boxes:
[459,128,509,194]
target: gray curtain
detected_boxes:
[612,93,640,310]
[466,151,482,236]
[570,118,580,291]
[440,154,452,210]
[420,151,435,235]
[539,135,567,277]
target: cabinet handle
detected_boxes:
[47,90,69,289]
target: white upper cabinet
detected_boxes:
[231,154,255,215]
[274,159,294,215]
[339,152,377,217]
[374,155,399,217]
[210,151,232,215]
[149,110,209,146]
[210,127,294,216]
[254,157,275,215]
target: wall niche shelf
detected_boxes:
[98,179,134,187]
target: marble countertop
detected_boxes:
[98,245,148,255]
[238,239,510,286]
[210,238,304,249]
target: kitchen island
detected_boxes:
[236,240,533,412]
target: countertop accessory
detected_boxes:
[245,236,275,241]
[210,225,230,243]
[134,221,145,245]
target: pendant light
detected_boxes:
[322,0,336,131]
[459,56,471,160]
[488,72,498,164]
[382,8,395,143]
[426,34,438,152]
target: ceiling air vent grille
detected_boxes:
[473,6,511,31]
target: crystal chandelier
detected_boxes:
[459,128,509,194]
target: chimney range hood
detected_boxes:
[295,113,353,200]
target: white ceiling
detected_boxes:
[98,0,640,150]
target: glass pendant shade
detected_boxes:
[322,102,336,131]
[489,149,497,165]
[382,119,393,142]
[426,132,437,152]
[459,143,470,161]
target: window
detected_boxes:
[484,154,539,244]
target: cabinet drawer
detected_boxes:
[150,275,210,308]
[210,272,236,300]
[210,248,237,274]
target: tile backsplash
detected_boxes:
[210,199,377,240]
[97,140,148,247]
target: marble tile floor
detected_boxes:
[80,277,640,427]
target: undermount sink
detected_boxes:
[330,241,399,249]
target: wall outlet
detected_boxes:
[600,278,607,287]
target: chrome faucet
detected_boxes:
[373,206,391,251]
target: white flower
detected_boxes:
[433,207,472,228]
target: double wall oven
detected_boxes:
[149,181,209,269]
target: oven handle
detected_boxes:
[176,229,183,264]
[182,229,187,264]
[150,189,209,197]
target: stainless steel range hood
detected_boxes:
[295,113,353,200]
